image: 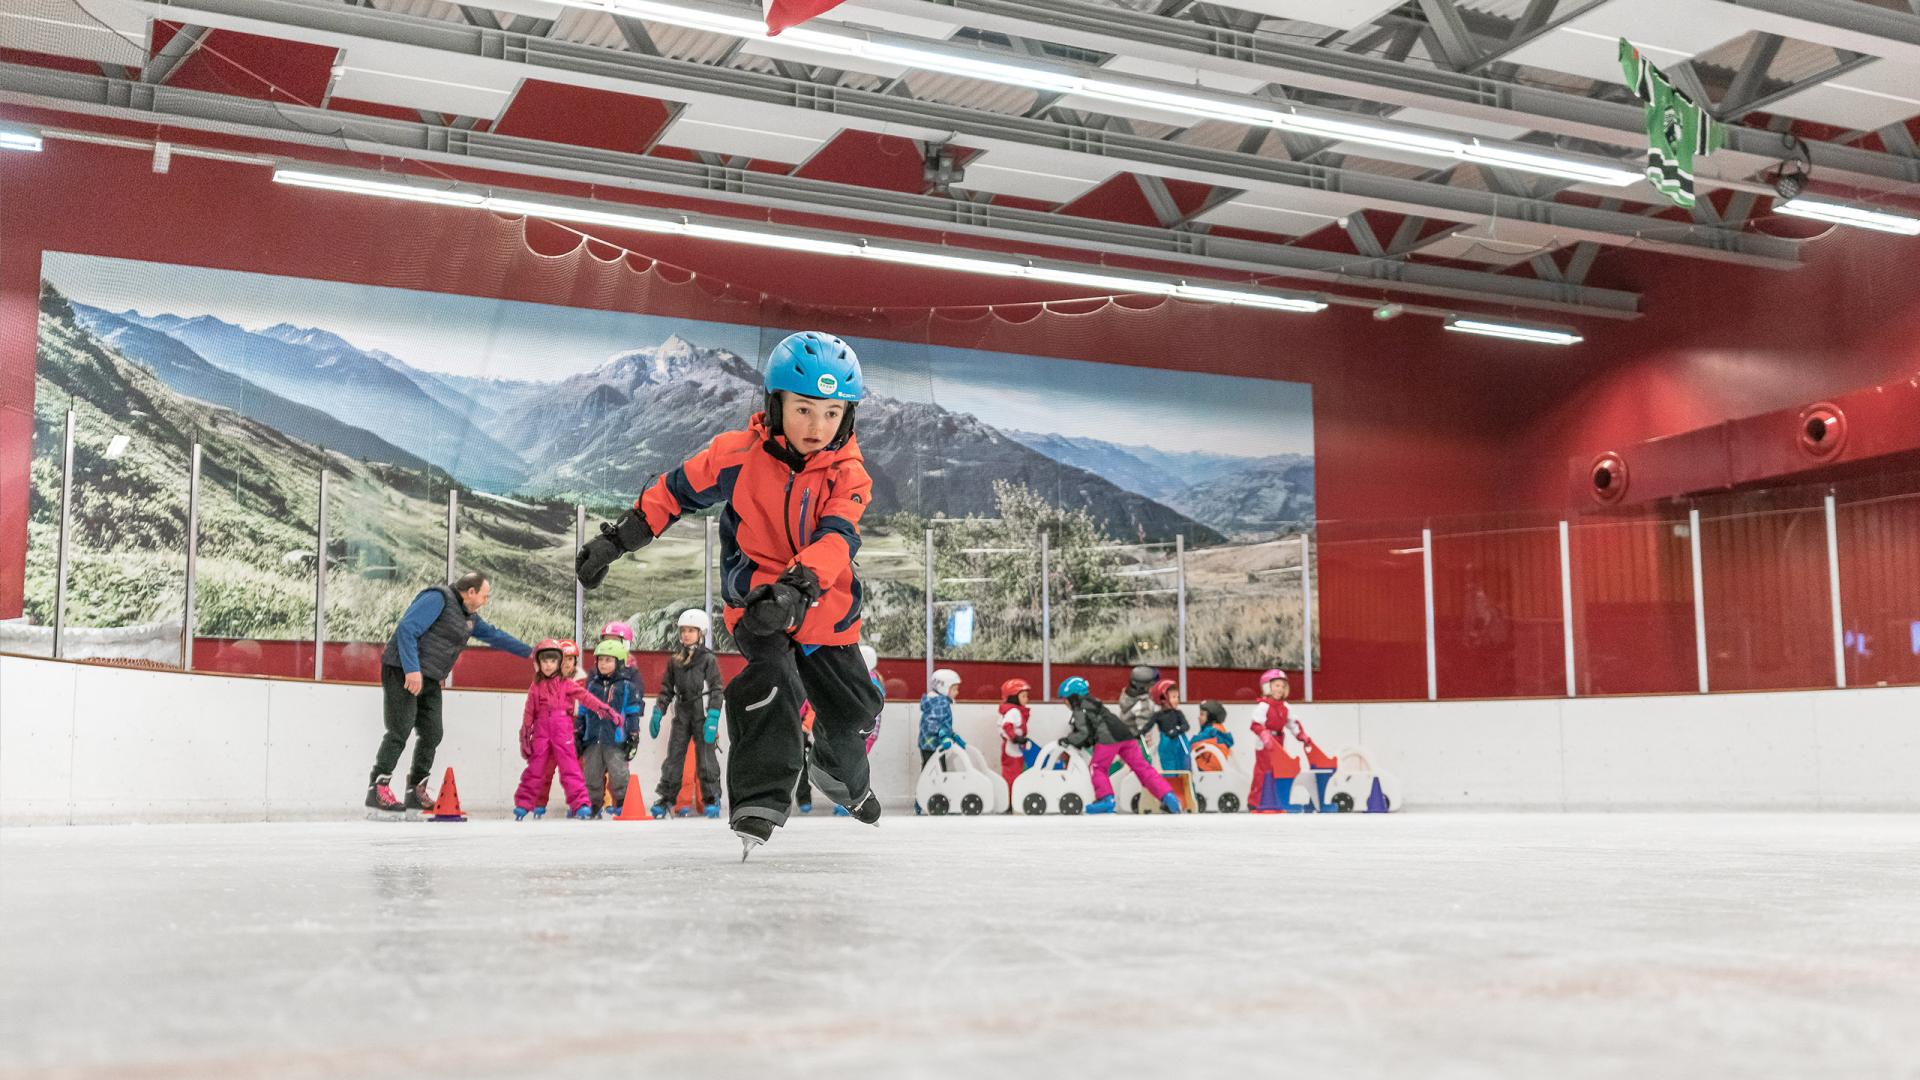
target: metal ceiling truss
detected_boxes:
[839,0,1920,191]
[94,0,1802,268]
[0,60,1645,318]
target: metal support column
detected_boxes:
[1689,507,1709,693]
[1824,492,1846,688]
[574,504,586,646]
[924,527,935,691]
[1299,533,1314,703]
[445,489,459,581]
[181,443,202,671]
[51,408,76,660]
[314,470,329,681]
[1422,527,1437,701]
[1175,533,1188,700]
[1558,520,1576,697]
[1040,530,1052,702]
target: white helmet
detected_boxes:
[677,608,712,642]
[859,644,878,671]
[930,668,961,696]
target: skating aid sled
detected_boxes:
[915,743,1007,816]
[1010,744,1096,815]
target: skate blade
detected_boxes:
[738,835,765,861]
[365,809,417,822]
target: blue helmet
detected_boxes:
[765,331,864,402]
[1058,676,1089,698]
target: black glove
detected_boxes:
[741,565,821,636]
[576,509,653,590]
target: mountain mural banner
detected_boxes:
[26,253,1317,669]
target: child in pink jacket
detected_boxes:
[515,639,620,820]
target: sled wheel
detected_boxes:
[1194,793,1208,813]
[1129,793,1142,814]
[1022,792,1047,816]
[1331,792,1354,813]
[927,793,950,816]
[1060,793,1084,815]
[960,794,984,816]
[1218,792,1241,814]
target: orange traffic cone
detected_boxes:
[615,774,654,821]
[429,767,467,822]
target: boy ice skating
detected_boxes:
[649,608,725,820]
[577,331,885,857]
[578,639,644,818]
[515,640,621,821]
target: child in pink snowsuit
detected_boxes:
[1061,681,1179,814]
[515,639,619,820]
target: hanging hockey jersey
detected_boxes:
[1619,38,1723,209]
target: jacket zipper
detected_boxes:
[783,474,798,554]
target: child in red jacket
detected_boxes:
[997,678,1033,804]
[577,332,884,857]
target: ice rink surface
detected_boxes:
[4,812,1919,1079]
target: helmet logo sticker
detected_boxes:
[816,372,839,396]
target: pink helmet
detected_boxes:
[600,621,634,644]
[1260,668,1289,687]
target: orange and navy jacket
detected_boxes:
[634,413,871,647]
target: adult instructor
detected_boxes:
[366,571,532,814]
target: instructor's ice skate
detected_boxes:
[403,778,434,812]
[733,816,774,860]
[365,774,406,818]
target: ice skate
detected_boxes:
[733,816,774,860]
[847,789,882,826]
[832,805,850,817]
[1160,793,1183,814]
[703,804,720,819]
[797,802,813,815]
[531,806,547,819]
[365,775,406,818]
[403,778,434,812]
[513,806,531,821]
[569,805,593,820]
[1086,795,1117,814]
[650,802,670,820]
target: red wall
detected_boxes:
[6,118,1920,701]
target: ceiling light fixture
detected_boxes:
[1443,315,1583,346]
[0,128,44,152]
[270,167,1327,313]
[1774,197,1920,236]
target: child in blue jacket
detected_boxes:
[576,639,644,817]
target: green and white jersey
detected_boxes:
[1619,38,1724,209]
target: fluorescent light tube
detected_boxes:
[1775,197,1920,236]
[856,41,1080,91]
[484,196,684,234]
[1460,143,1640,187]
[0,129,44,152]
[1444,315,1582,346]
[1174,283,1326,313]
[275,167,1326,314]
[273,169,486,207]
[1076,79,1280,126]
[1274,113,1465,157]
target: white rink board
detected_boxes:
[3,654,1918,823]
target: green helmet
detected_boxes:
[593,639,629,662]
